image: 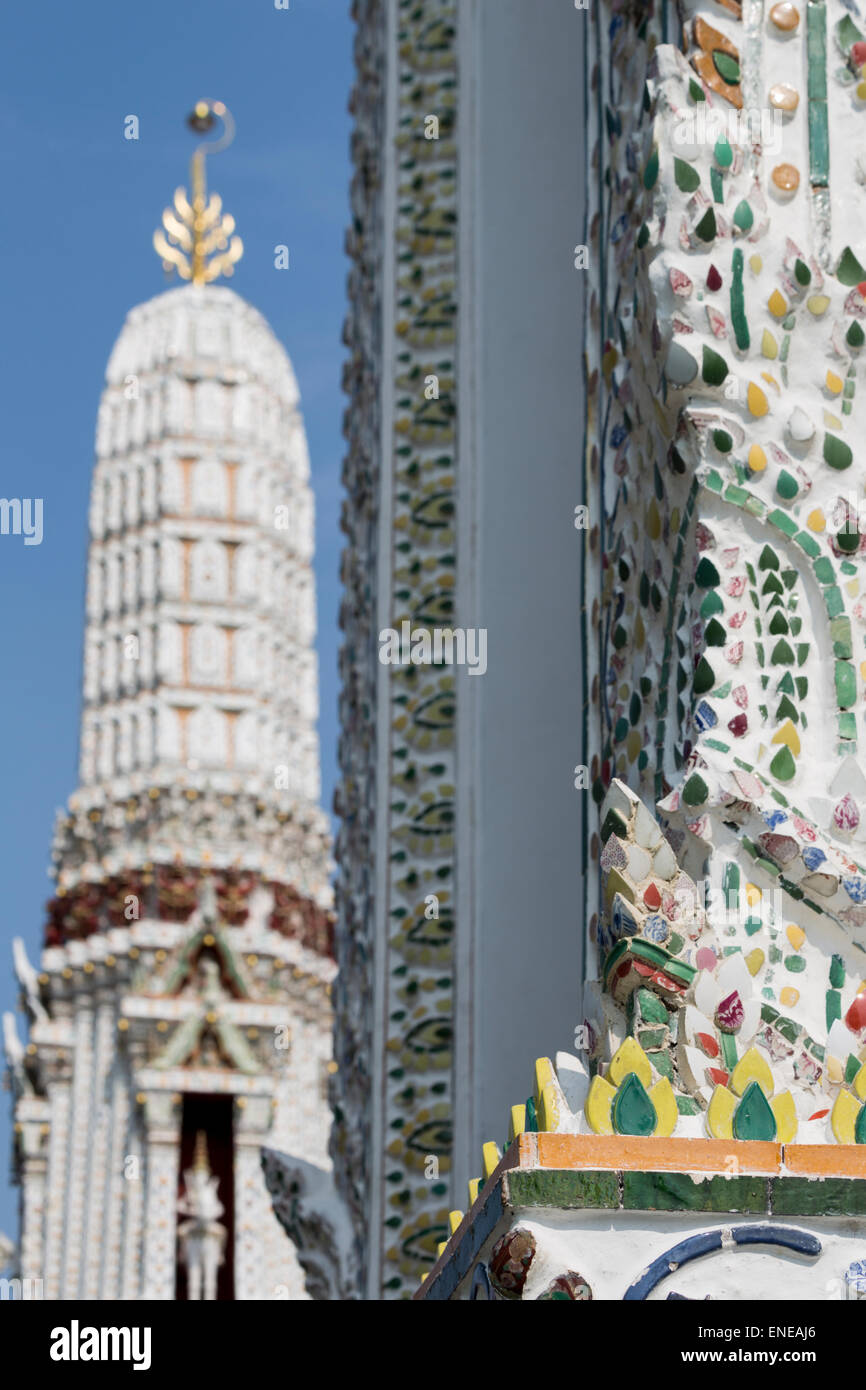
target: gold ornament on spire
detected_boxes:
[153,100,243,286]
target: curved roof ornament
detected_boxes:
[153,100,244,286]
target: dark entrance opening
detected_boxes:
[175,1093,235,1301]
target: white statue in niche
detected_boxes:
[190,538,228,602]
[177,1131,226,1302]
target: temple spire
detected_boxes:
[153,99,243,286]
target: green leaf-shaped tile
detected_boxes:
[612,1072,657,1137]
[712,50,740,86]
[837,246,866,287]
[674,157,701,193]
[733,1080,777,1141]
[824,434,853,471]
[702,345,729,386]
[770,744,796,782]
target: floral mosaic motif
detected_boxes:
[455,773,866,1160]
[585,1039,678,1137]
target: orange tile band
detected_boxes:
[525,1132,781,1174]
[783,1145,866,1179]
[518,1132,866,1179]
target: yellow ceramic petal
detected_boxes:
[826,370,843,395]
[826,1054,844,1085]
[824,411,842,430]
[538,1082,561,1133]
[761,330,778,360]
[585,1074,615,1135]
[786,924,806,950]
[807,294,830,316]
[780,986,800,1007]
[854,1063,866,1103]
[770,1091,798,1143]
[436,1241,448,1258]
[609,1037,653,1088]
[482,1140,501,1180]
[745,883,762,907]
[831,1089,860,1145]
[650,1077,678,1137]
[745,948,765,976]
[509,1103,526,1141]
[748,444,767,472]
[768,290,787,318]
[448,1210,464,1234]
[807,509,826,532]
[749,254,763,274]
[468,1177,481,1205]
[707,1084,736,1139]
[534,1056,555,1102]
[730,1045,775,1098]
[748,382,769,417]
[772,720,801,756]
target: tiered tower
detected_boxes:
[3,103,334,1300]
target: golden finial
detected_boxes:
[153,100,243,286]
[192,1129,211,1174]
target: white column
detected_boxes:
[61,994,95,1297]
[119,1115,145,1301]
[140,1092,181,1299]
[42,1071,72,1301]
[98,1045,131,1297]
[82,990,116,1298]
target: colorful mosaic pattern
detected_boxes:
[334,0,458,1297]
[581,0,866,1148]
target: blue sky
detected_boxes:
[0,0,353,1240]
